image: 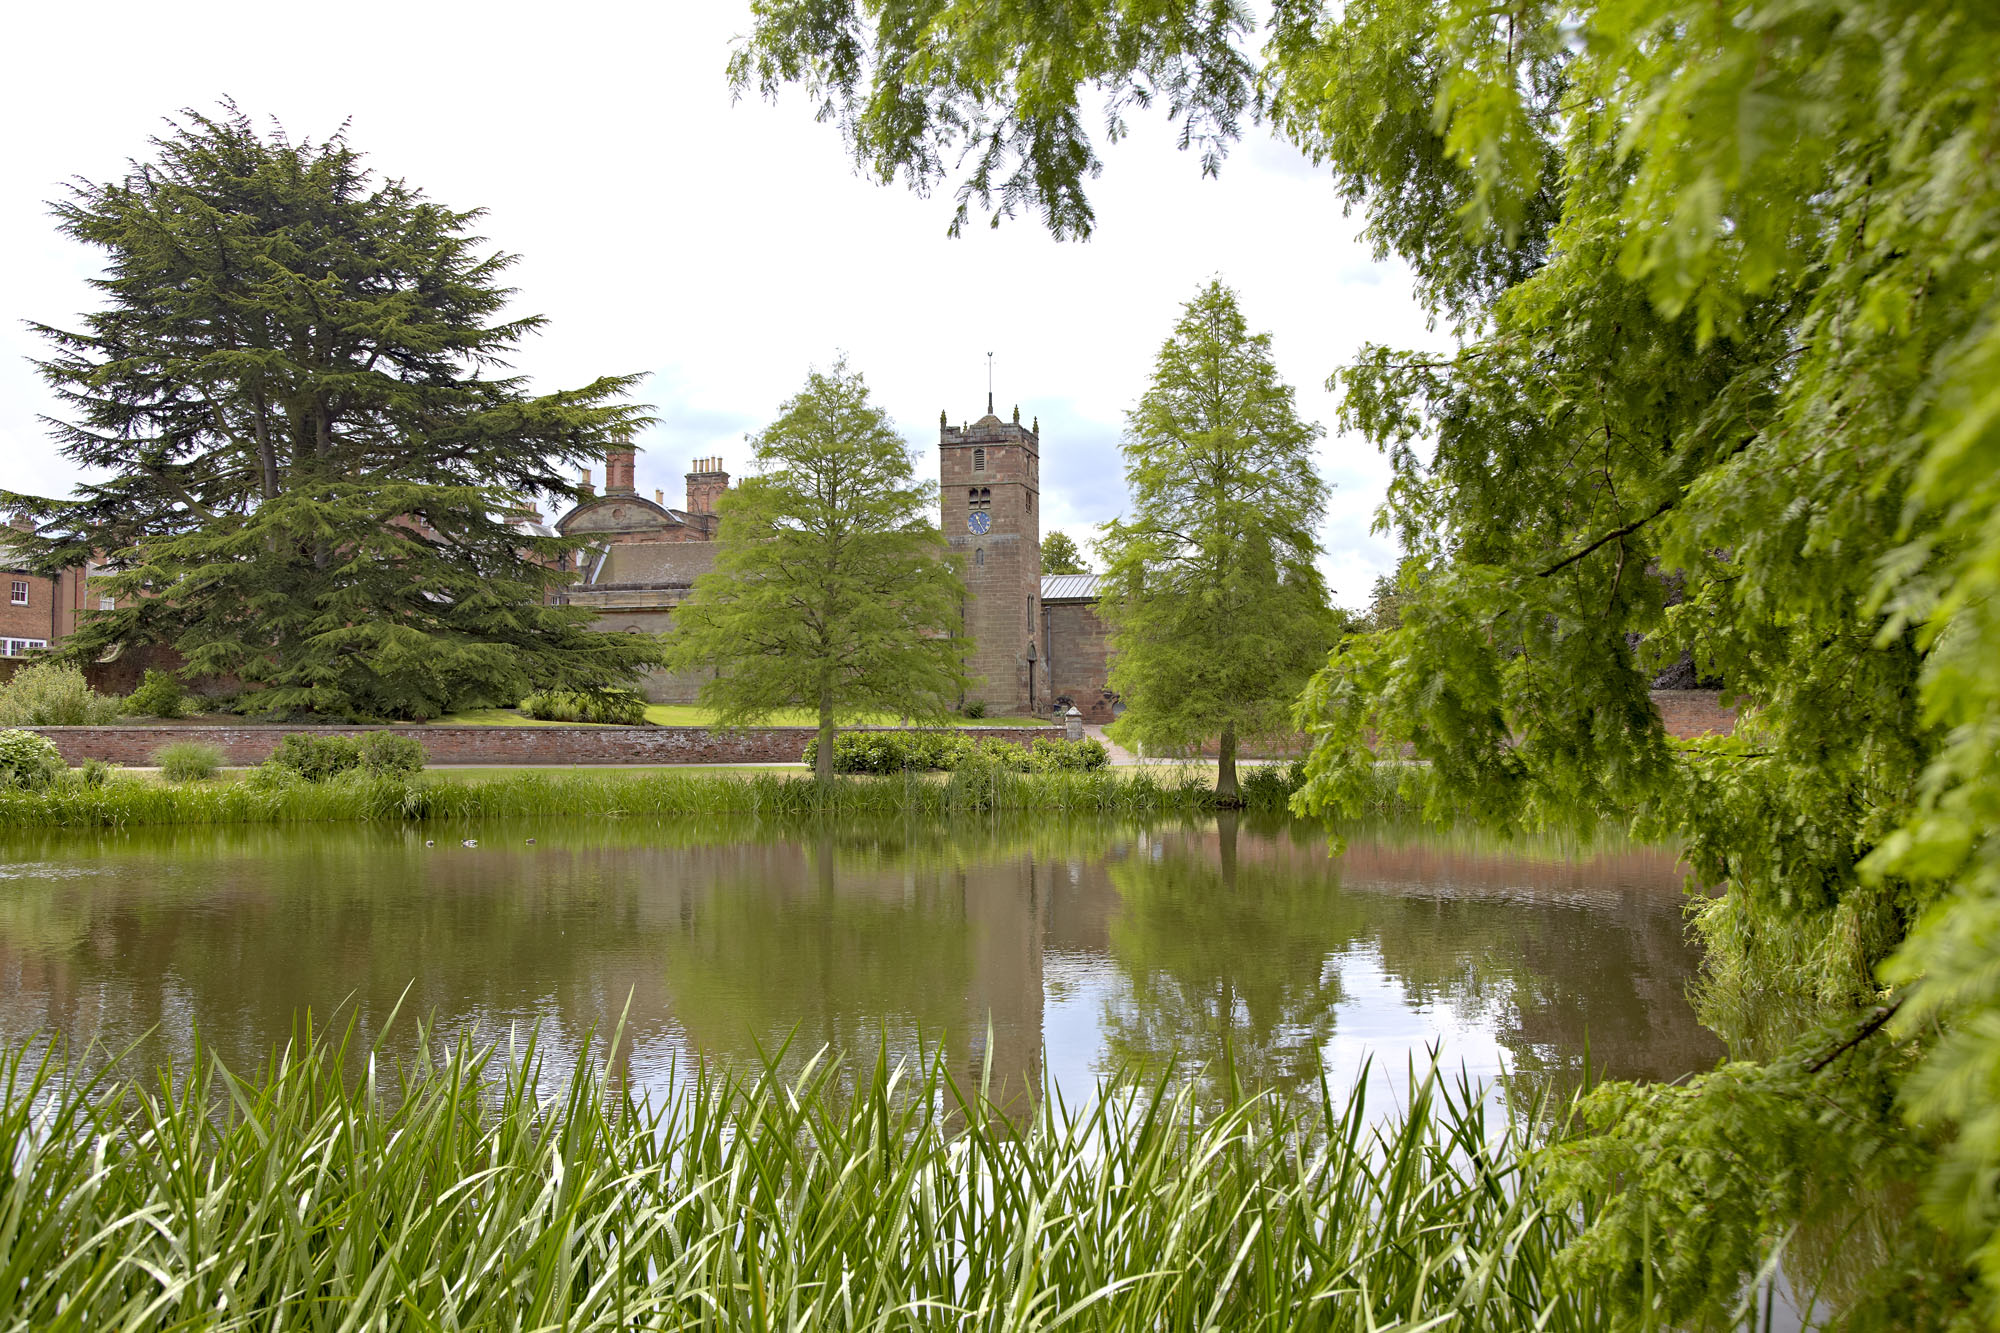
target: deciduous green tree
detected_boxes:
[735,0,2000,1320]
[1098,281,1334,802]
[1039,530,1088,576]
[1,105,661,721]
[664,361,967,783]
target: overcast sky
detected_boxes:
[0,1,1444,607]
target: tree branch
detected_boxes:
[1536,496,1674,578]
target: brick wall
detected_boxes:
[1,569,60,650]
[24,723,1065,767]
[1651,689,1738,738]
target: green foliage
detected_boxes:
[732,0,2000,1315]
[72,758,115,787]
[664,359,968,782]
[1544,1035,1978,1331]
[0,729,65,790]
[958,699,988,720]
[1098,280,1336,800]
[518,687,649,725]
[1040,529,1088,575]
[0,105,661,721]
[154,741,221,783]
[261,732,423,783]
[0,662,123,726]
[0,1023,1606,1331]
[122,668,186,719]
[800,730,1108,774]
[266,733,362,783]
[0,764,1304,829]
[357,732,427,778]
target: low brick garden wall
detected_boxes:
[1651,690,1738,738]
[24,724,1065,768]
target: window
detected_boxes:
[974,549,985,568]
[973,447,986,472]
[99,596,116,611]
[1,638,48,657]
[9,580,26,606]
[1026,491,1033,513]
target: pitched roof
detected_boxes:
[1041,573,1100,601]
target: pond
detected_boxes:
[0,814,1721,1106]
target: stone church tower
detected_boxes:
[941,403,1047,716]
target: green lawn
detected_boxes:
[433,705,1051,729]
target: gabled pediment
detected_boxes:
[556,496,689,537]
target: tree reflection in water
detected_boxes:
[0,813,1719,1108]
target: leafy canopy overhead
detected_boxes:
[3,105,660,720]
[663,359,968,782]
[1098,281,1334,798]
[736,0,2000,1320]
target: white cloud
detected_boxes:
[0,0,1448,596]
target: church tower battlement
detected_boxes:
[941,405,1047,715]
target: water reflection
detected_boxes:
[0,814,1720,1104]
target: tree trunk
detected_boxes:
[1216,723,1240,806]
[1216,809,1239,890]
[816,679,836,786]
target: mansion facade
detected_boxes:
[556,408,1119,721]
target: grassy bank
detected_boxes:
[0,762,1380,829]
[0,1024,1602,1331]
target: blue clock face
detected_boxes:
[968,511,992,535]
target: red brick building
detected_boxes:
[2,522,112,659]
[556,416,1120,717]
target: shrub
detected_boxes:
[799,731,1107,776]
[123,669,187,719]
[154,741,222,783]
[266,733,363,782]
[519,688,648,725]
[959,700,989,720]
[0,729,65,790]
[0,662,123,726]
[358,732,426,777]
[1239,758,1308,812]
[72,757,115,787]
[1026,737,1109,772]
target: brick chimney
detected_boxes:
[605,442,638,495]
[685,457,730,515]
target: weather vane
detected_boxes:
[986,352,994,416]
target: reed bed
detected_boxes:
[0,1023,1604,1332]
[0,763,1331,829]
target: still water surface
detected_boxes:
[0,815,1721,1104]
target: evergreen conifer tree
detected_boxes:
[2,105,661,720]
[663,360,967,783]
[1098,281,1335,801]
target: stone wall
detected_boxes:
[1042,599,1116,722]
[24,723,1064,767]
[942,414,1044,715]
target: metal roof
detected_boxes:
[1040,573,1100,601]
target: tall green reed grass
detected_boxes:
[0,763,1340,829]
[0,1020,1606,1331]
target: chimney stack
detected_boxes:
[578,468,594,497]
[604,442,638,495]
[685,457,730,515]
